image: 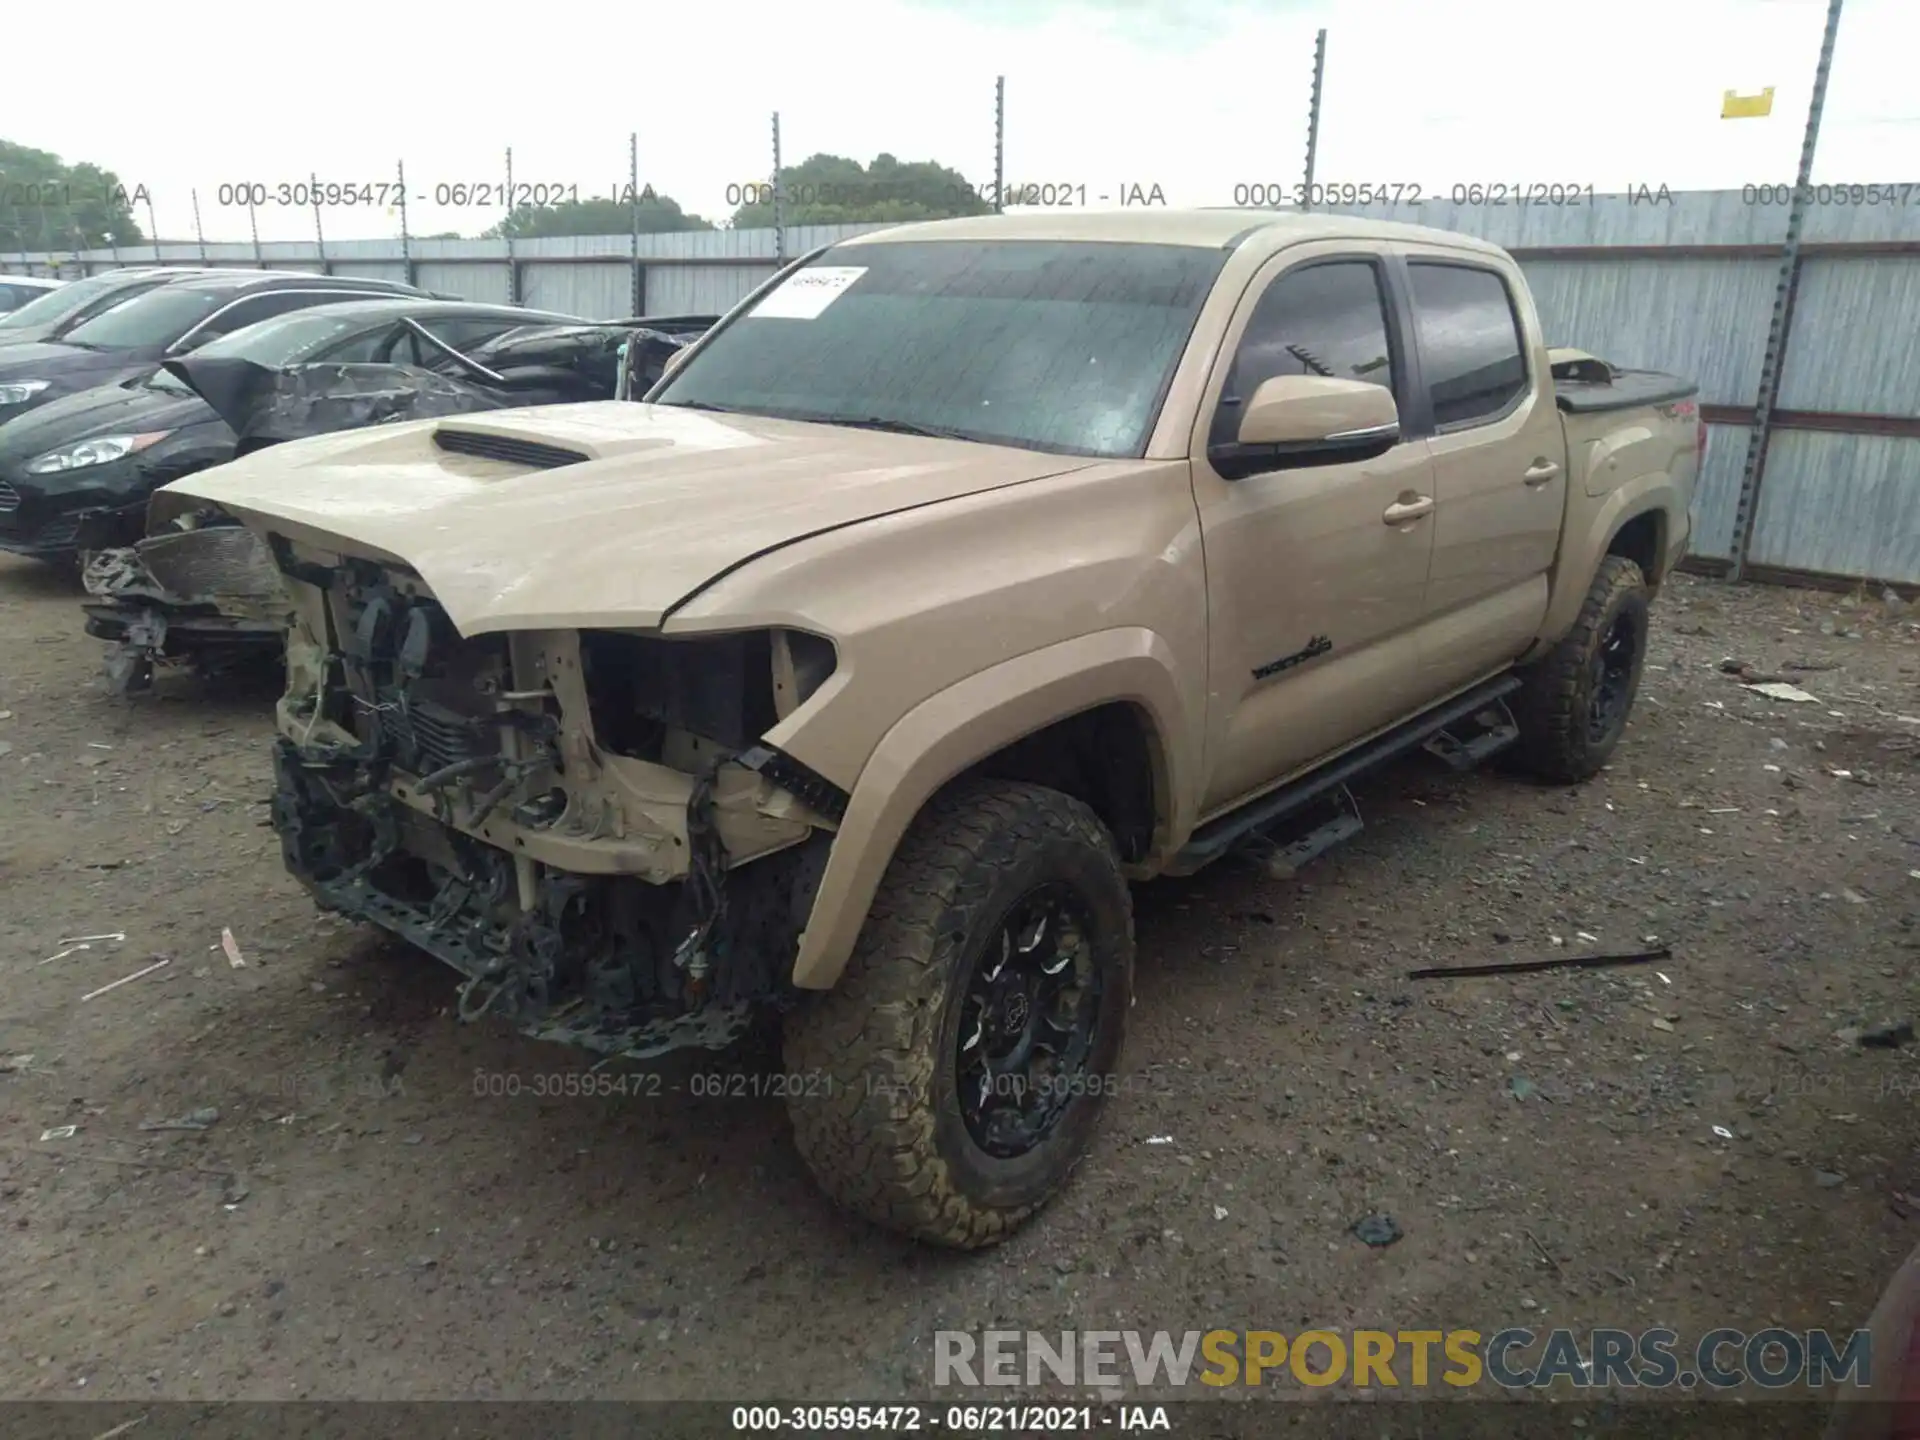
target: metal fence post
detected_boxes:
[994,76,1005,213]
[504,146,520,305]
[630,132,643,316]
[397,159,415,287]
[772,111,786,262]
[1728,0,1845,583]
[249,195,264,268]
[310,175,329,275]
[1301,29,1327,211]
[144,193,161,264]
[192,189,209,263]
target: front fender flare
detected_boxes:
[787,627,1196,990]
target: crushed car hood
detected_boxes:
[163,326,699,455]
[157,401,1097,633]
[164,357,508,452]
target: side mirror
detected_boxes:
[1210,375,1400,480]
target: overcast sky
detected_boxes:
[4,0,1913,245]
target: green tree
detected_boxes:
[728,152,993,228]
[0,141,146,250]
[482,190,713,240]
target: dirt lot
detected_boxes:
[0,555,1915,1404]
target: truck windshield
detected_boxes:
[654,239,1226,458]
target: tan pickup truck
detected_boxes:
[156,210,1702,1248]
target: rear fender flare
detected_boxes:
[1533,479,1680,655]
[787,627,1194,990]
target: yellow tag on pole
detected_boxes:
[1722,87,1776,118]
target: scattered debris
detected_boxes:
[1858,1020,1914,1050]
[1745,682,1822,704]
[1508,1076,1538,1101]
[138,1107,220,1133]
[80,957,171,1001]
[1815,1171,1846,1189]
[1,1054,34,1073]
[1408,947,1670,980]
[1144,1135,1175,1146]
[1524,1229,1563,1275]
[40,1126,79,1141]
[1651,1018,1676,1032]
[35,945,90,967]
[58,932,126,945]
[1352,1214,1403,1248]
[220,928,247,969]
[1212,1205,1229,1221]
[1712,1126,1735,1140]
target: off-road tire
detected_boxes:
[1511,554,1650,782]
[783,779,1134,1249]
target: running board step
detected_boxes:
[1422,700,1520,772]
[1168,672,1523,876]
[1259,784,1363,879]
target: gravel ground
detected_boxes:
[0,556,1915,1405]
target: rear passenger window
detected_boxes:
[1407,263,1527,428]
[1210,261,1395,448]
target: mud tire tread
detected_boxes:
[1511,554,1649,783]
[783,779,1132,1250]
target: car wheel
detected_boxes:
[783,779,1134,1249]
[1511,554,1650,782]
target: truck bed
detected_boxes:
[1549,348,1698,414]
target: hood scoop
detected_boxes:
[433,427,589,470]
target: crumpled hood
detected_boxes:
[156,401,1095,633]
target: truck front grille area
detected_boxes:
[327,578,517,778]
[0,480,19,513]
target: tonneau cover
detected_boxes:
[1550,348,1698,414]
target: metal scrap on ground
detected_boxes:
[1408,947,1672,980]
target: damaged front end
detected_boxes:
[81,517,288,694]
[269,540,846,1061]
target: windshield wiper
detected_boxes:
[808,415,977,442]
[665,400,751,415]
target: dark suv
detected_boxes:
[0,268,208,349]
[0,271,431,428]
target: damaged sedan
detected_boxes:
[9,297,583,564]
[79,309,714,693]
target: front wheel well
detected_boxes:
[950,702,1164,865]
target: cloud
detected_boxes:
[2,0,1908,246]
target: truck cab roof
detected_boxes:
[847,208,1511,260]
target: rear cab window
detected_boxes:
[1406,262,1529,429]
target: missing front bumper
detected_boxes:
[271,738,824,1060]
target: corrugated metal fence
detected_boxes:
[7,192,1919,587]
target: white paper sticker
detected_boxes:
[750,265,867,320]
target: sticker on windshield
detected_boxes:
[750,266,867,320]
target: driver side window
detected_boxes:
[1208,261,1397,449]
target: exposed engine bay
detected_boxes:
[267,540,849,1059]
